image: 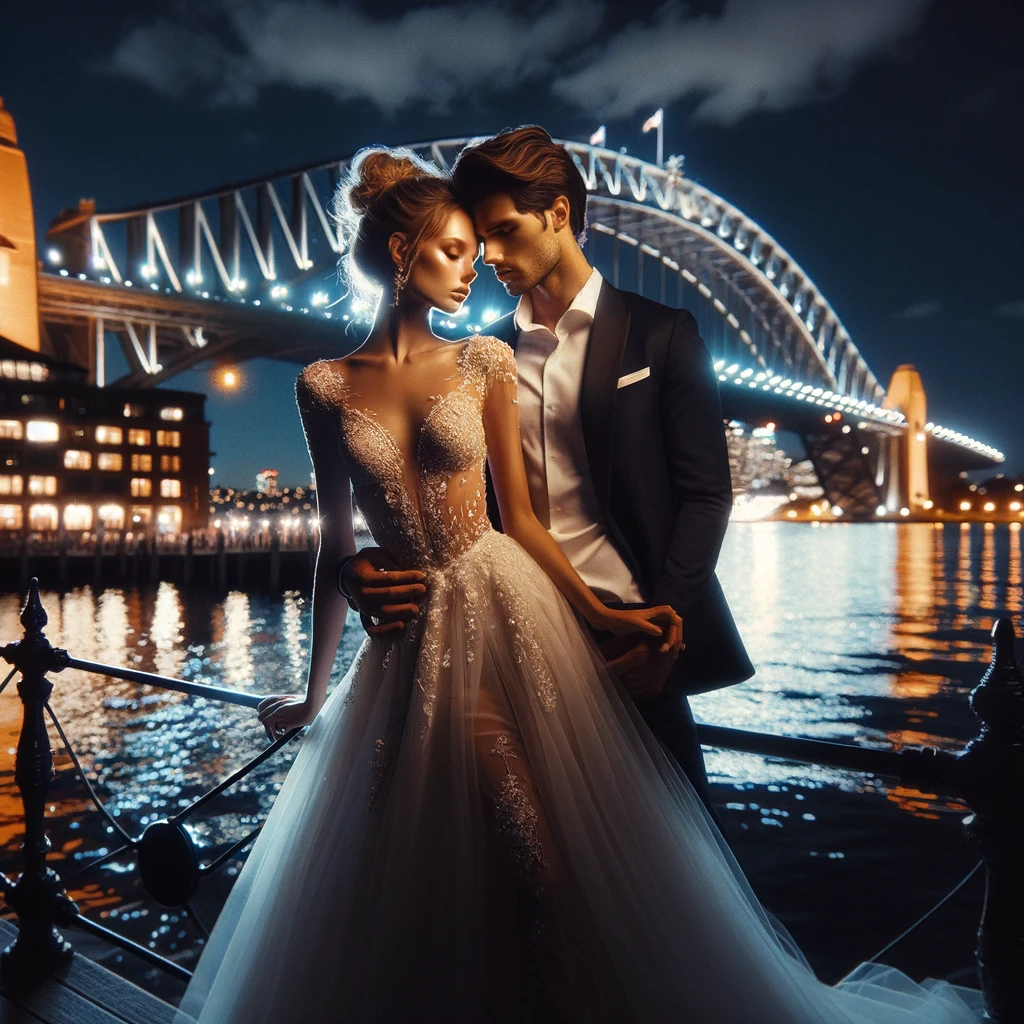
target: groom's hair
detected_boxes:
[453,126,588,244]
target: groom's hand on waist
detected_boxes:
[599,634,680,700]
[338,548,427,635]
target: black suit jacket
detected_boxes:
[483,281,753,694]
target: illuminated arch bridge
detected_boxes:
[40,138,1002,515]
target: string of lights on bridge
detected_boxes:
[44,208,1004,467]
[714,360,1004,462]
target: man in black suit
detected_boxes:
[339,126,752,820]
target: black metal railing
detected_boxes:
[0,578,1021,1021]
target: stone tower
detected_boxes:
[0,96,40,351]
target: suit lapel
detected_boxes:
[580,282,631,511]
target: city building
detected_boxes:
[0,337,210,536]
[255,468,280,496]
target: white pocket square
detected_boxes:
[617,367,651,389]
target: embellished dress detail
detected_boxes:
[175,336,983,1024]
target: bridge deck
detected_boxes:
[0,920,177,1024]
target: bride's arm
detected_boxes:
[258,372,356,740]
[481,349,680,650]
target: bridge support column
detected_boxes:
[885,365,930,512]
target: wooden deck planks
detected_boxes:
[0,919,177,1024]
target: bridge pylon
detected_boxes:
[884,365,930,512]
[0,97,40,352]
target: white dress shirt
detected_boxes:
[514,268,645,605]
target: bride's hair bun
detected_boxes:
[332,145,461,302]
[347,151,426,216]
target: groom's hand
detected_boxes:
[339,548,427,635]
[600,635,679,699]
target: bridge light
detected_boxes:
[725,363,739,375]
[270,285,288,300]
[1016,484,1023,492]
[876,505,887,516]
[59,268,68,276]
[714,360,725,371]
[831,506,843,516]
[311,291,329,306]
[825,414,833,423]
[208,467,215,476]
[765,422,776,432]
[220,368,238,389]
[185,269,203,286]
[786,510,798,519]
[900,507,910,517]
[959,501,971,511]
[983,502,995,512]
[842,425,851,434]
[91,255,107,270]
[1011,502,1022,511]
[47,248,62,265]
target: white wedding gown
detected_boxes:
[173,336,983,1023]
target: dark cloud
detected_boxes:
[894,300,942,320]
[99,0,934,125]
[553,0,933,123]
[100,0,604,113]
[995,300,1024,319]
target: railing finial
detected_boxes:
[19,577,46,636]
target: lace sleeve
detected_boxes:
[464,335,518,400]
[295,362,347,470]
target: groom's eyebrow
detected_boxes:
[480,219,514,237]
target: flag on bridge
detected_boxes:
[641,108,663,133]
[589,125,606,147]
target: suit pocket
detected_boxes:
[616,366,651,389]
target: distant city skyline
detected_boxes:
[4,0,1021,487]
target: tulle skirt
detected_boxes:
[173,530,983,1023]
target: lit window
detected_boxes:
[28,475,57,496]
[160,479,182,498]
[63,504,92,530]
[123,403,145,418]
[130,505,153,525]
[131,453,153,472]
[159,407,184,421]
[97,504,125,529]
[128,428,151,446]
[156,430,181,448]
[97,452,123,471]
[0,420,23,440]
[157,505,183,533]
[0,505,23,529]
[28,504,58,531]
[131,478,152,497]
[26,421,59,443]
[0,474,23,496]
[160,454,181,472]
[96,425,123,445]
[64,450,92,470]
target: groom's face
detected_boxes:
[472,193,560,297]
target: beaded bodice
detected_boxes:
[296,335,518,571]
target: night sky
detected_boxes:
[3,0,1021,488]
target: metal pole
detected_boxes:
[958,618,1024,1022]
[0,579,79,977]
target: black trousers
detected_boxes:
[591,612,727,836]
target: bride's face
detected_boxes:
[404,209,479,314]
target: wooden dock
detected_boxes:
[0,920,177,1024]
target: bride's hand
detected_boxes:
[257,694,321,742]
[593,605,684,656]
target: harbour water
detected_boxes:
[0,521,1019,1002]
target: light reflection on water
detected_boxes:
[0,523,1019,987]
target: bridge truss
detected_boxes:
[39,138,1001,512]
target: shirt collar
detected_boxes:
[514,267,604,334]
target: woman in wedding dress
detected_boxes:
[172,148,982,1023]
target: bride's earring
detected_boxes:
[391,263,407,307]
